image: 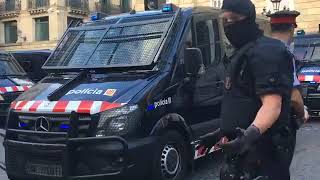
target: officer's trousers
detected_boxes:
[222,132,295,180]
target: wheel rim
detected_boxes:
[160,144,181,179]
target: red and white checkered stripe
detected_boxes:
[298,75,320,82]
[194,145,208,159]
[194,137,229,160]
[0,86,32,94]
[10,100,126,115]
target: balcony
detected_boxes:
[66,0,89,15]
[28,0,50,15]
[0,0,21,19]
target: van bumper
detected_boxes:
[5,135,159,179]
[304,94,320,117]
[0,102,10,127]
[301,83,320,117]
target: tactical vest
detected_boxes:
[220,39,292,137]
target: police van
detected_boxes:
[295,34,320,117]
[4,4,270,180]
[0,52,33,127]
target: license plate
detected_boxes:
[25,162,63,177]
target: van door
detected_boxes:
[188,14,224,136]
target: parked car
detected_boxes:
[0,51,33,127]
[295,34,320,117]
[4,4,270,180]
[11,50,51,83]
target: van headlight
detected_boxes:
[0,95,4,101]
[96,105,142,137]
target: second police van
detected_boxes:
[295,34,320,118]
[4,4,270,180]
[0,52,33,127]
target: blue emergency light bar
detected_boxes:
[90,12,108,21]
[91,12,99,21]
[162,4,176,12]
[60,124,70,130]
[297,30,305,36]
[19,122,28,128]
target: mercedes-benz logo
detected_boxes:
[35,116,50,132]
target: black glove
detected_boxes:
[219,125,261,155]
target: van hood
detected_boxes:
[0,77,33,94]
[298,66,320,82]
[11,74,155,114]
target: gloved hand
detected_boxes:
[219,125,261,155]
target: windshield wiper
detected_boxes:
[123,69,158,74]
[0,73,25,77]
[47,71,89,101]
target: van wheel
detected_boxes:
[151,131,188,180]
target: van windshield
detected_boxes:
[0,53,25,76]
[294,45,320,62]
[294,36,320,62]
[43,14,175,70]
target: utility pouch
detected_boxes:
[221,149,262,180]
[271,130,293,162]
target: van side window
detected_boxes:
[195,20,216,67]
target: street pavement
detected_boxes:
[0,122,319,180]
[186,121,320,180]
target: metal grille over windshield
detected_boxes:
[43,14,175,69]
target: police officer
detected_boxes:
[267,10,309,166]
[218,0,294,179]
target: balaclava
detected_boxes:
[222,0,263,48]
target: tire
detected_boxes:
[151,130,188,180]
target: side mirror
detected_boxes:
[184,48,204,76]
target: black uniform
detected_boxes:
[220,36,294,179]
[220,0,295,179]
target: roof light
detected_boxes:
[162,3,175,12]
[297,30,305,36]
[91,12,99,21]
[90,12,108,21]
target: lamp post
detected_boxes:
[270,0,282,12]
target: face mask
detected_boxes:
[224,19,260,48]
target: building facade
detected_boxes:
[253,0,320,33]
[0,0,147,51]
[0,0,318,52]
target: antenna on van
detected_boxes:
[130,5,136,14]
